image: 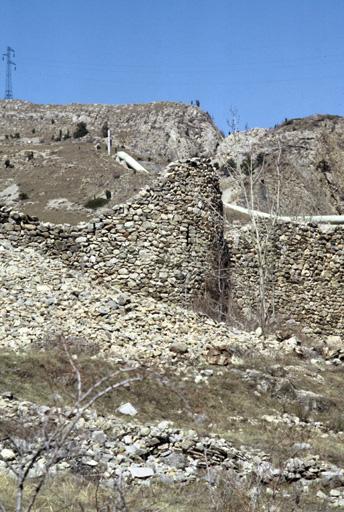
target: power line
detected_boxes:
[2,46,16,99]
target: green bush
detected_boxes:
[19,191,29,200]
[73,122,88,139]
[4,159,13,169]
[101,121,109,138]
[255,152,265,167]
[221,158,237,177]
[240,154,253,175]
[317,159,331,173]
[84,197,109,209]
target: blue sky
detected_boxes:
[1,0,344,131]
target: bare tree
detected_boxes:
[220,109,283,332]
[0,337,142,512]
[228,143,282,333]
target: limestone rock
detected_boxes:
[1,448,16,461]
[117,403,138,417]
[129,465,155,479]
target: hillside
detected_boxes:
[0,157,343,511]
[1,238,344,511]
[0,101,222,223]
[2,102,344,222]
[0,100,222,162]
[216,115,344,216]
[0,105,343,511]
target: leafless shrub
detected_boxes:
[33,334,100,357]
[0,336,142,512]
[205,466,305,512]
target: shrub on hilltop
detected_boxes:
[73,122,88,139]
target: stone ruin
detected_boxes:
[0,157,343,335]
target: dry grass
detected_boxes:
[0,140,155,224]
[0,472,330,512]
[0,347,343,511]
[1,348,343,435]
[0,473,117,511]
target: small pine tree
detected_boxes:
[101,121,109,138]
[240,154,252,176]
[73,122,88,139]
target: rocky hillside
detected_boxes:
[0,101,222,223]
[0,100,221,163]
[0,239,344,511]
[3,102,344,222]
[1,104,344,510]
[216,115,344,216]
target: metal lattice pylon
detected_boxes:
[2,46,16,100]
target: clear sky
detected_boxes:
[1,0,344,132]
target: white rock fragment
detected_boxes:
[1,448,16,461]
[129,465,154,478]
[117,402,138,416]
[255,327,263,337]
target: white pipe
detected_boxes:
[116,151,149,174]
[223,202,344,225]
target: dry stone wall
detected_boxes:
[227,222,344,335]
[1,154,342,335]
[0,158,227,308]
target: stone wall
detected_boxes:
[0,159,227,308]
[1,155,342,335]
[227,222,344,335]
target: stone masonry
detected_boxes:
[1,156,343,335]
[0,158,227,309]
[227,222,344,335]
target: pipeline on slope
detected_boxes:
[223,201,344,225]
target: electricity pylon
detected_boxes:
[2,47,16,99]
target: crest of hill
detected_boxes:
[217,114,344,216]
[0,100,222,164]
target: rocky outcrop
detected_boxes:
[0,100,223,224]
[0,100,222,165]
[217,115,344,215]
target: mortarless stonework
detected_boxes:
[1,157,343,335]
[0,158,227,308]
[226,222,344,335]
